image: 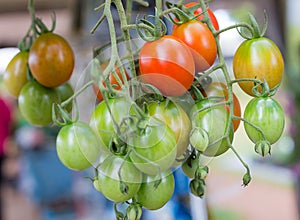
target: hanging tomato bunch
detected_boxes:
[3,0,285,219]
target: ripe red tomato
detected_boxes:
[172,20,217,72]
[138,35,195,97]
[233,37,284,96]
[184,2,219,31]
[203,82,241,131]
[93,62,130,102]
[28,32,75,88]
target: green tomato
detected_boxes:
[244,96,285,144]
[56,122,101,171]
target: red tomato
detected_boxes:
[138,35,195,97]
[172,20,217,72]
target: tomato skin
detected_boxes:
[97,155,142,203]
[172,20,217,72]
[185,2,219,31]
[190,99,233,157]
[55,83,74,112]
[56,122,101,171]
[243,97,285,144]
[148,100,191,157]
[3,51,29,98]
[203,82,241,131]
[233,37,284,96]
[136,171,175,210]
[28,32,75,88]
[138,35,195,97]
[129,117,177,175]
[18,80,59,126]
[90,98,130,151]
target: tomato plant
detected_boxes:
[136,170,175,210]
[56,121,101,171]
[147,99,191,157]
[96,154,142,203]
[18,80,59,126]
[172,20,217,72]
[243,96,285,144]
[190,99,233,157]
[93,62,130,102]
[3,51,29,98]
[233,37,284,96]
[138,35,195,97]
[203,82,241,131]
[28,32,75,88]
[128,117,177,175]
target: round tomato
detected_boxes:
[233,37,284,96]
[138,35,195,97]
[203,82,241,131]
[28,32,75,88]
[190,99,233,157]
[56,122,101,171]
[93,62,130,102]
[172,20,217,72]
[90,97,131,151]
[97,154,142,203]
[184,2,219,31]
[148,99,191,158]
[136,170,175,210]
[243,96,285,144]
[128,117,177,175]
[55,82,74,112]
[18,80,59,126]
[3,51,29,98]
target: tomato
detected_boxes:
[233,37,284,96]
[243,96,285,144]
[90,97,131,151]
[128,117,177,175]
[28,32,75,88]
[93,62,130,102]
[190,99,233,157]
[181,152,200,178]
[138,35,195,97]
[3,51,29,98]
[18,80,59,126]
[203,82,241,131]
[184,2,219,31]
[172,20,217,72]
[96,154,142,203]
[55,82,74,112]
[136,170,175,210]
[56,122,101,171]
[148,99,191,157]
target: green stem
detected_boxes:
[28,0,38,39]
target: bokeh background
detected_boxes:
[0,0,300,220]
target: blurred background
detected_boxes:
[0,0,300,219]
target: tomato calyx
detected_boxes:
[254,140,271,157]
[190,178,206,198]
[251,78,280,98]
[126,202,143,220]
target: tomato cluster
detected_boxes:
[4,0,286,219]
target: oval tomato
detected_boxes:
[56,122,101,171]
[148,99,191,158]
[90,97,131,151]
[128,117,177,175]
[18,80,59,126]
[138,35,195,97]
[233,37,284,96]
[3,51,29,98]
[184,2,219,31]
[93,62,130,102]
[97,154,142,203]
[28,32,75,88]
[203,82,241,131]
[136,170,175,210]
[243,96,285,144]
[190,99,233,157]
[172,20,217,72]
